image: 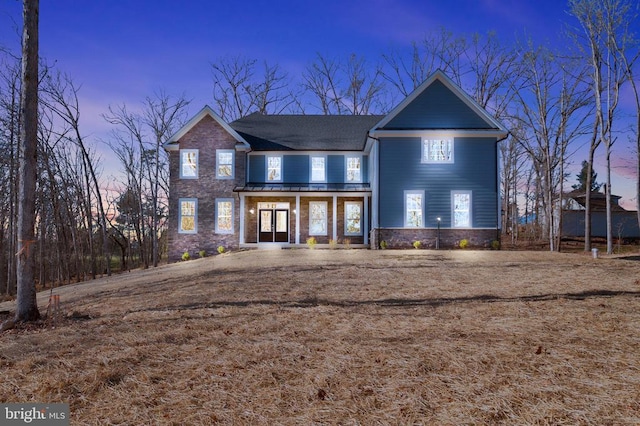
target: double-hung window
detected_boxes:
[309,201,327,236]
[404,191,424,228]
[216,150,234,179]
[345,155,362,183]
[266,155,282,182]
[422,139,453,163]
[179,198,197,233]
[344,201,362,236]
[310,156,326,183]
[215,199,234,234]
[452,191,471,228]
[180,149,198,178]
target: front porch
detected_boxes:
[237,191,371,248]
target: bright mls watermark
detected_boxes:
[1,404,69,425]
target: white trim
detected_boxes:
[404,190,425,228]
[178,198,198,234]
[295,195,300,244]
[179,149,199,179]
[216,149,235,179]
[310,155,327,183]
[451,190,472,228]
[215,198,234,234]
[239,194,245,244]
[163,105,250,151]
[422,138,454,164]
[345,154,363,183]
[344,201,363,236]
[332,195,338,240]
[369,129,508,139]
[309,201,328,236]
[266,154,283,182]
[371,70,509,133]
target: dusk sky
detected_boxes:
[0,0,637,207]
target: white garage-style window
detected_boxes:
[344,201,362,236]
[216,149,234,179]
[452,191,472,228]
[215,198,234,234]
[179,198,197,233]
[422,139,453,163]
[404,190,424,228]
[309,201,327,236]
[180,149,198,178]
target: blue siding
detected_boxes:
[327,155,344,183]
[379,137,497,228]
[247,153,369,184]
[384,80,493,130]
[248,155,265,183]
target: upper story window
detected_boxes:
[405,190,424,228]
[310,156,326,183]
[423,139,453,163]
[178,198,197,233]
[266,155,282,182]
[346,155,362,183]
[216,150,234,179]
[180,149,198,178]
[452,191,472,228]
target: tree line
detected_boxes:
[1,0,639,302]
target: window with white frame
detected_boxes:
[422,139,453,163]
[180,149,198,178]
[344,201,362,236]
[346,155,362,183]
[179,198,197,233]
[266,155,282,182]
[216,149,234,179]
[215,199,234,234]
[309,201,327,235]
[452,191,471,228]
[310,156,326,182]
[405,191,424,227]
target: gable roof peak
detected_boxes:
[163,105,250,151]
[372,69,508,135]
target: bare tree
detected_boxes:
[15,0,40,322]
[568,0,638,254]
[212,56,293,121]
[104,92,190,267]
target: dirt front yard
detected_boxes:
[1,249,639,424]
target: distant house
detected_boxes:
[562,190,640,239]
[163,70,509,261]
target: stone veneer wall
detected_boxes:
[167,115,246,262]
[372,228,500,250]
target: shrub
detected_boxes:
[329,239,338,250]
[459,239,469,249]
[413,240,421,249]
[217,246,225,254]
[343,238,351,249]
[380,240,388,250]
[198,250,206,258]
[306,237,317,249]
[491,240,500,250]
[181,251,191,261]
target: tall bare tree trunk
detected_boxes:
[15,0,40,322]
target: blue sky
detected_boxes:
[0,0,637,207]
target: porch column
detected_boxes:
[364,194,369,245]
[239,193,245,244]
[295,195,300,245]
[333,195,338,241]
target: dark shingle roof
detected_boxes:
[229,113,383,151]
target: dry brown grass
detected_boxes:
[1,249,640,425]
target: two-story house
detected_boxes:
[163,70,508,261]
